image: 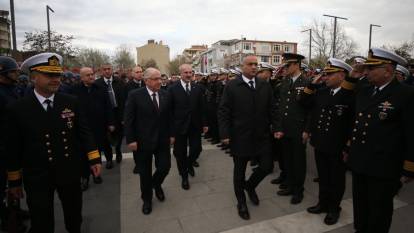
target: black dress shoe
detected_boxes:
[188,166,195,177]
[307,204,328,214]
[279,183,288,190]
[116,154,122,163]
[192,161,199,167]
[277,189,292,196]
[106,161,114,169]
[154,187,165,202]
[324,208,341,225]
[244,187,259,205]
[271,176,284,184]
[133,166,139,174]
[93,176,103,184]
[237,203,250,220]
[142,202,152,215]
[290,194,304,204]
[81,178,89,191]
[181,178,190,190]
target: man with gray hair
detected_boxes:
[124,68,174,215]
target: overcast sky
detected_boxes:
[2,0,414,59]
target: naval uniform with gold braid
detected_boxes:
[340,76,414,233]
[5,91,100,233]
[299,83,354,213]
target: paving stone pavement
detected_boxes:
[48,141,414,233]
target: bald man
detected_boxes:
[69,67,115,190]
[169,64,208,190]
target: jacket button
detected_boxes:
[45,134,50,138]
[326,123,330,126]
[62,131,66,135]
[288,91,291,94]
[320,115,324,118]
[325,128,329,131]
[318,120,322,123]
[317,126,321,129]
[322,109,325,112]
[352,137,356,141]
[287,98,290,101]
[355,121,359,124]
[363,132,366,135]
[365,123,369,126]
[47,150,52,154]
[65,146,68,150]
[63,139,67,142]
[285,106,289,109]
[362,140,366,144]
[284,113,288,116]
[65,153,69,157]
[359,113,363,117]
[367,114,371,118]
[353,129,357,132]
[46,142,51,146]
[48,157,53,161]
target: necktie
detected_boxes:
[44,99,52,112]
[107,80,118,108]
[185,83,190,95]
[152,93,159,111]
[248,80,255,90]
[371,87,380,97]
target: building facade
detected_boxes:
[136,39,170,75]
[198,38,297,73]
[0,10,11,56]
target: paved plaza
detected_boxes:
[48,141,414,233]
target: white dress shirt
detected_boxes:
[180,79,191,91]
[146,87,159,107]
[242,75,255,88]
[34,89,55,111]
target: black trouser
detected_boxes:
[314,149,346,212]
[352,173,401,233]
[272,138,285,179]
[282,137,306,195]
[24,180,82,233]
[114,124,123,158]
[0,166,6,226]
[233,154,273,204]
[135,145,171,202]
[173,128,202,179]
[101,136,114,163]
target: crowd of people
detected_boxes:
[0,47,413,233]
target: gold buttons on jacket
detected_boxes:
[62,131,66,135]
[47,150,52,154]
[64,153,69,157]
[45,134,50,138]
[63,138,67,142]
[48,157,53,161]
[65,146,68,150]
[46,142,51,146]
[359,113,363,117]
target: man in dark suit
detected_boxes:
[95,64,127,168]
[218,55,277,220]
[124,68,174,215]
[5,53,102,233]
[69,67,115,189]
[341,48,414,233]
[169,64,208,190]
[125,65,145,94]
[299,58,354,225]
[274,53,311,204]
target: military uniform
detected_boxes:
[341,48,414,233]
[274,53,311,204]
[5,53,101,233]
[300,58,354,225]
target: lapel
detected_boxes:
[29,90,48,116]
[143,89,159,114]
[158,90,165,113]
[359,79,399,112]
[255,78,263,92]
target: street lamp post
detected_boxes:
[302,29,312,65]
[323,14,348,58]
[369,24,381,49]
[46,5,54,51]
[10,0,17,52]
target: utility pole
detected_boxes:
[369,24,381,49]
[302,29,312,65]
[323,14,348,58]
[10,0,17,51]
[46,5,54,51]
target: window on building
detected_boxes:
[272,55,281,64]
[261,44,271,53]
[273,44,281,52]
[284,45,291,52]
[261,56,270,63]
[243,43,251,50]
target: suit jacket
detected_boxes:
[274,74,311,138]
[168,81,207,135]
[124,88,173,152]
[299,84,354,155]
[95,77,127,123]
[126,80,145,94]
[218,77,278,157]
[340,77,414,178]
[69,83,114,145]
[5,91,100,187]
